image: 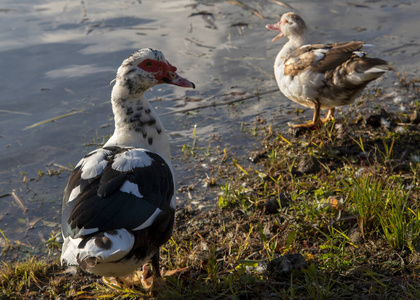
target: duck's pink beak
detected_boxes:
[266,22,284,42]
[159,61,195,89]
[164,71,195,89]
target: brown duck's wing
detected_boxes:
[309,41,365,73]
[284,42,364,77]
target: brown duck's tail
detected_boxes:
[346,57,392,85]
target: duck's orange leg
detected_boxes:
[292,101,323,129]
[321,108,335,123]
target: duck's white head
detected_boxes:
[114,48,195,96]
[266,12,306,42]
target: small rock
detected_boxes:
[348,226,363,244]
[264,192,291,214]
[365,109,393,129]
[249,150,268,163]
[393,95,404,104]
[394,126,406,133]
[295,154,320,174]
[245,260,268,274]
[267,253,307,279]
[291,126,310,137]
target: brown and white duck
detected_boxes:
[61,48,194,288]
[266,12,392,129]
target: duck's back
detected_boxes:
[61,146,175,277]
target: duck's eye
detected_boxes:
[284,19,289,24]
[138,59,161,72]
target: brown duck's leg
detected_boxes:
[321,108,335,123]
[292,100,323,129]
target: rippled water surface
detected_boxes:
[0,0,419,258]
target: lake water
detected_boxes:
[0,0,419,258]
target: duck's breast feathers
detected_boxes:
[61,146,175,239]
[285,41,366,76]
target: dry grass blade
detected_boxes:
[189,11,217,29]
[184,37,216,49]
[227,0,264,19]
[11,191,28,213]
[51,163,73,172]
[0,110,31,115]
[23,109,84,130]
[278,133,292,146]
[268,0,294,9]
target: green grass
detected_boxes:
[0,258,49,298]
[344,173,420,251]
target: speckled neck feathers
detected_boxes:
[104,84,170,162]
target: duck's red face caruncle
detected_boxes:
[138,59,195,89]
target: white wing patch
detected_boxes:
[353,51,365,58]
[312,48,328,61]
[75,227,99,238]
[133,208,162,231]
[364,66,388,74]
[112,149,153,172]
[68,185,81,203]
[77,149,111,180]
[120,181,143,198]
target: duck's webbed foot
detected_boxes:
[321,108,335,123]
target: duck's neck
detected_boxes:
[103,82,171,162]
[275,35,305,66]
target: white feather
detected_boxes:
[112,149,153,172]
[68,185,81,203]
[353,51,365,58]
[120,181,143,198]
[75,227,99,238]
[364,66,388,74]
[312,48,328,61]
[77,149,110,180]
[133,208,162,231]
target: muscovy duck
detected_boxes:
[61,48,195,286]
[266,12,392,129]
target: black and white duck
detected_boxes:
[61,48,195,287]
